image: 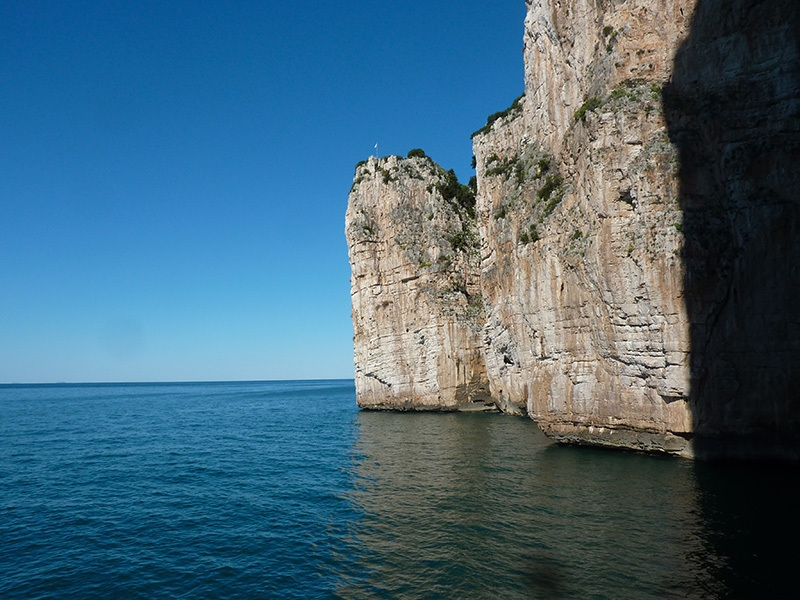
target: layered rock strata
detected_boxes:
[664,0,800,458]
[346,0,800,458]
[472,0,698,454]
[346,155,493,411]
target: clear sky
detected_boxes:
[1,1,525,383]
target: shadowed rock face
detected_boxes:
[663,0,800,458]
[346,0,800,458]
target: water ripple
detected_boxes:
[2,382,798,598]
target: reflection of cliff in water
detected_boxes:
[663,0,800,457]
[340,412,735,598]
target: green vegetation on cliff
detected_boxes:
[471,93,524,138]
[437,169,476,218]
[575,79,663,122]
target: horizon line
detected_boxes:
[0,377,356,387]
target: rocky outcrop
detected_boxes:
[346,0,800,458]
[473,0,695,454]
[346,155,493,411]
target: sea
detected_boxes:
[1,380,798,599]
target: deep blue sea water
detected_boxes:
[1,380,798,599]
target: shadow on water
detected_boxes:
[663,0,800,458]
[340,412,759,598]
[339,411,800,598]
[692,459,800,598]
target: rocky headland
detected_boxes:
[345,0,800,459]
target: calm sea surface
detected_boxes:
[1,380,798,599]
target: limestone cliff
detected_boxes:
[473,0,697,454]
[664,0,800,457]
[346,0,800,458]
[346,154,492,411]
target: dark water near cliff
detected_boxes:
[1,380,798,599]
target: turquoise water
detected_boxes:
[1,380,797,598]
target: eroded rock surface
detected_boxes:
[664,0,800,458]
[473,0,697,454]
[346,0,800,458]
[346,155,492,411]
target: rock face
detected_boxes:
[346,155,493,411]
[475,0,695,454]
[346,0,800,458]
[664,0,800,458]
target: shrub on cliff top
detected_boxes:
[471,93,524,139]
[437,169,476,218]
[407,148,427,159]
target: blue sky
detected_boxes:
[1,1,525,383]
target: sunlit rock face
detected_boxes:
[521,0,694,156]
[345,155,492,411]
[473,0,696,454]
[347,0,800,458]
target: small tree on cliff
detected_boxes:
[437,169,476,218]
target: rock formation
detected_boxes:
[346,0,800,459]
[346,154,493,411]
[664,0,800,458]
